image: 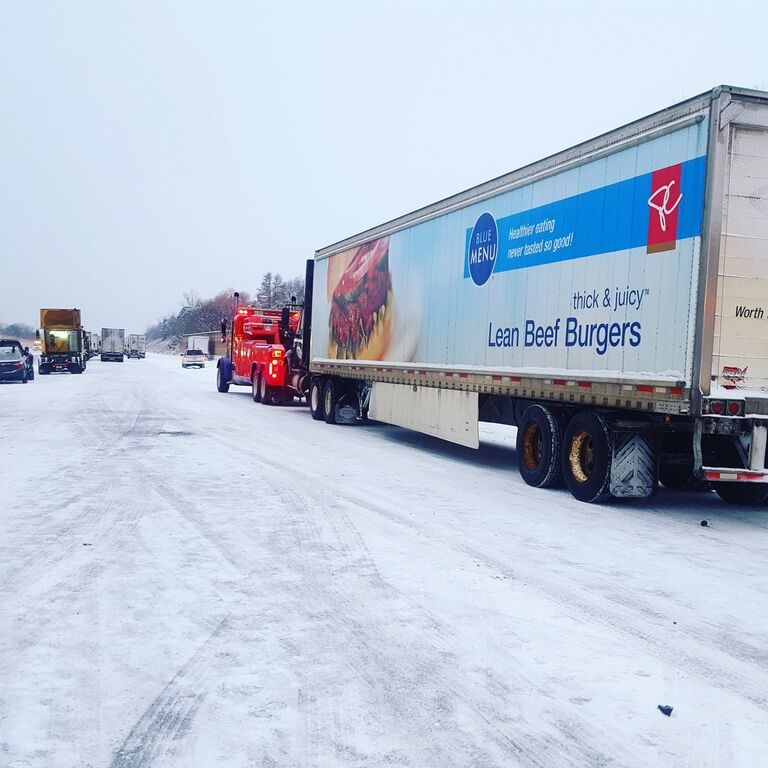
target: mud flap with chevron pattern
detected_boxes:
[610,432,657,498]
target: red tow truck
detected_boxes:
[216,303,309,405]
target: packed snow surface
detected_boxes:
[1,354,768,767]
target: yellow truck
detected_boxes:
[37,308,86,374]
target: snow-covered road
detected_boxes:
[1,354,768,767]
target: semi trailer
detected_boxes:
[101,328,125,362]
[300,85,768,506]
[128,334,146,359]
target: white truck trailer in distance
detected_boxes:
[128,334,146,359]
[186,335,210,356]
[101,328,125,362]
[304,85,768,507]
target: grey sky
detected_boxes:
[1,0,767,333]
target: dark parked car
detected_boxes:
[0,339,32,383]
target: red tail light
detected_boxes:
[709,400,725,415]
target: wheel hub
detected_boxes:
[522,423,543,470]
[569,430,594,483]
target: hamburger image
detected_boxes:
[328,237,393,360]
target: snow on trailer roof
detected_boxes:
[315,85,768,260]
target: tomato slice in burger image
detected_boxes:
[328,237,393,360]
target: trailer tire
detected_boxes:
[323,378,337,424]
[516,405,564,488]
[713,482,768,506]
[561,411,613,503]
[659,462,709,492]
[252,371,261,402]
[310,379,325,420]
[216,366,230,393]
[39,365,49,375]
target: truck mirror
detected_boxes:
[291,295,297,304]
[281,306,290,328]
[35,330,40,340]
[221,319,227,335]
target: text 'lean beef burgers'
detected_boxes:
[329,237,393,359]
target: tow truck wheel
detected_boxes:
[309,379,324,420]
[216,366,230,393]
[252,371,261,403]
[323,378,337,425]
[259,372,274,405]
[714,482,768,506]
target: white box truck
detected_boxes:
[128,334,146,359]
[101,328,125,362]
[300,86,768,507]
[186,335,210,357]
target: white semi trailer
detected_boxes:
[101,328,125,362]
[304,86,768,506]
[128,334,146,359]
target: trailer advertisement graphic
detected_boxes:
[463,156,705,281]
[312,121,709,380]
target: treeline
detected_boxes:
[0,322,35,339]
[146,272,304,341]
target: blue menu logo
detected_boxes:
[467,212,498,286]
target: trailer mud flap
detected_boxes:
[610,433,657,498]
[369,382,479,449]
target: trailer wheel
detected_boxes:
[659,462,709,492]
[561,411,613,503]
[216,366,230,393]
[713,482,768,506]
[251,371,261,402]
[39,365,49,375]
[323,378,337,424]
[516,405,564,488]
[309,379,325,420]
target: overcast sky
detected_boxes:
[1,0,767,333]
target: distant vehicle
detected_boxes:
[186,335,210,356]
[0,339,31,383]
[101,328,125,362]
[91,333,101,355]
[128,334,146,359]
[181,349,206,368]
[37,308,86,374]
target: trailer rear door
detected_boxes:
[713,126,768,390]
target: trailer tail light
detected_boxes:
[268,360,281,379]
[704,398,744,416]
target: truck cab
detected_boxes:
[37,308,86,374]
[216,305,304,405]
